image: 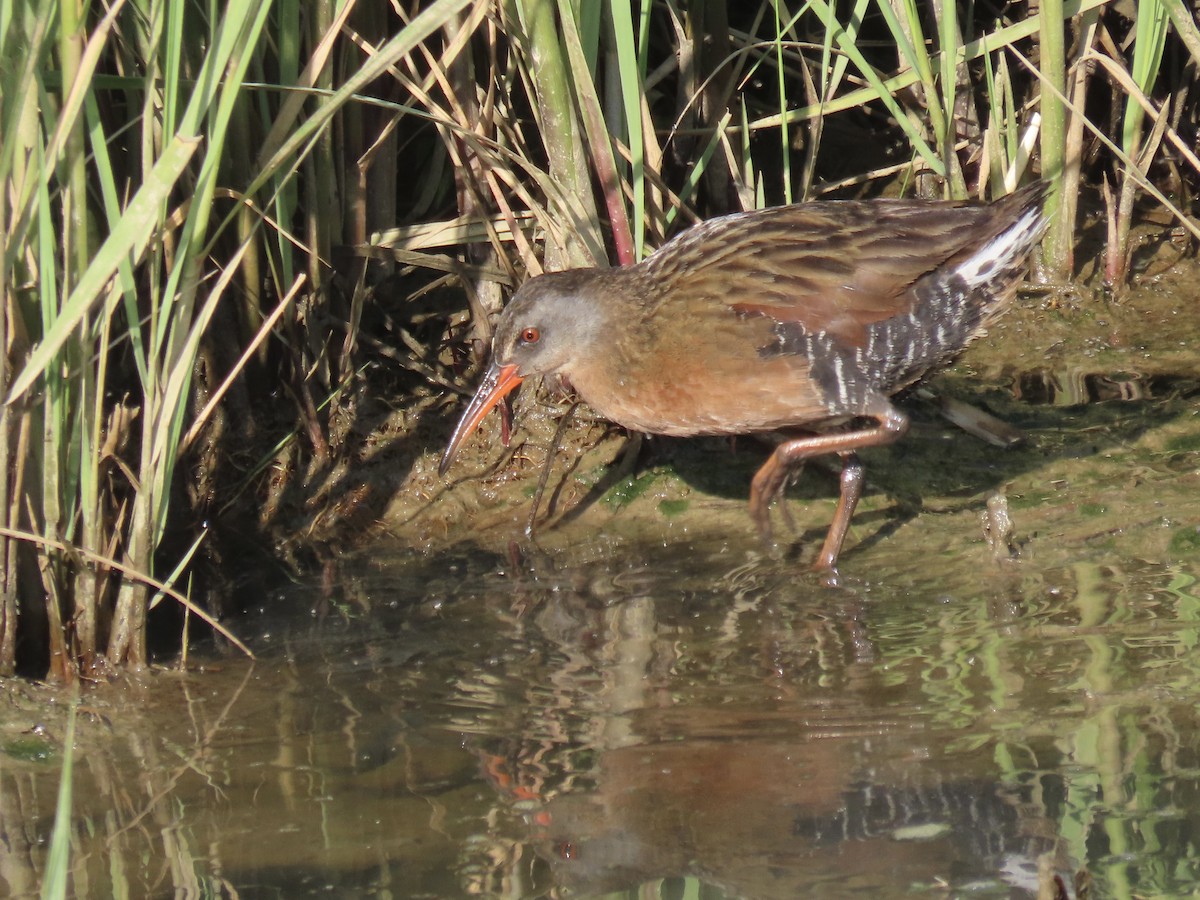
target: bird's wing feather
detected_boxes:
[642,192,1036,347]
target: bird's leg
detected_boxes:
[748,405,909,568]
[747,452,786,542]
[815,452,864,571]
[747,450,804,542]
[775,466,802,535]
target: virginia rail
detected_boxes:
[441,182,1048,571]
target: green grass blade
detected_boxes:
[1121,0,1168,157]
[1164,0,1200,65]
[7,134,200,402]
[608,0,646,259]
[556,0,634,264]
[252,0,474,195]
[1039,0,1067,269]
[40,694,78,900]
[750,0,1108,133]
[796,0,944,173]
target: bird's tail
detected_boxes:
[871,181,1049,391]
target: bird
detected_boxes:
[440,182,1049,572]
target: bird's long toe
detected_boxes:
[749,454,795,544]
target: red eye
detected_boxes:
[520,327,540,344]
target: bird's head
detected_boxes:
[439,269,609,475]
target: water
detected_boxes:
[5,529,1200,899]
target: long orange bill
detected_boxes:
[440,362,524,475]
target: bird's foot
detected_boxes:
[748,453,801,544]
[811,560,843,588]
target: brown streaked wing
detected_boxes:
[643,199,1011,347]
